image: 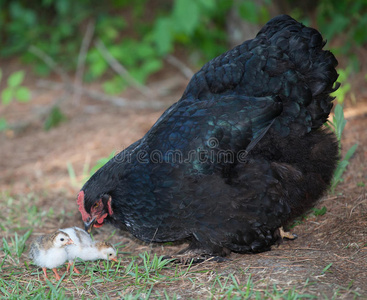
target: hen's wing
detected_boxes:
[143,94,282,174]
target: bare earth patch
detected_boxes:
[0,79,366,298]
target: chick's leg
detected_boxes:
[67,261,80,274]
[42,267,49,280]
[72,265,80,274]
[66,262,71,273]
[52,268,61,280]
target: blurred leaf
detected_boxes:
[313,206,327,216]
[335,84,351,104]
[7,70,25,88]
[353,17,367,45]
[329,103,358,193]
[140,59,163,77]
[87,50,108,79]
[9,2,37,26]
[173,0,200,34]
[331,68,352,104]
[1,88,13,105]
[90,151,116,176]
[67,162,78,188]
[238,1,259,24]
[130,59,161,84]
[42,0,54,6]
[344,143,358,162]
[55,0,70,15]
[59,23,73,36]
[15,87,31,103]
[96,16,127,44]
[104,26,120,41]
[333,161,349,182]
[32,61,52,76]
[197,0,217,11]
[0,118,8,131]
[153,17,173,55]
[333,104,346,142]
[44,106,67,131]
[259,6,271,23]
[0,69,2,83]
[102,77,126,95]
[337,67,351,82]
[135,41,158,59]
[331,143,358,193]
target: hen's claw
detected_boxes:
[279,227,298,240]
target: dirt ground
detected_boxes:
[1,67,367,298]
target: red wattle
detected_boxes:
[96,213,108,224]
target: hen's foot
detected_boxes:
[279,227,298,240]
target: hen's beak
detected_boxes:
[84,217,96,233]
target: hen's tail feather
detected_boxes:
[258,15,339,130]
[183,15,338,136]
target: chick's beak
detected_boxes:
[84,217,96,233]
[66,239,74,245]
[111,257,118,262]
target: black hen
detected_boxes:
[78,15,339,257]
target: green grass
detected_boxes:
[0,232,361,299]
[328,104,358,193]
[1,230,32,265]
[0,193,55,233]
[0,193,363,299]
[0,254,335,300]
[1,103,361,298]
[67,151,116,188]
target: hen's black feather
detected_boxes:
[81,15,339,256]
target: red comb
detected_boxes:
[77,191,89,222]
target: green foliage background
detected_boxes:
[0,0,365,141]
[1,0,366,94]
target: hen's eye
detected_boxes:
[94,203,99,209]
[60,238,64,241]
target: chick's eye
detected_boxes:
[109,253,112,256]
[60,238,64,241]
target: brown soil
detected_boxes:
[0,67,366,298]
